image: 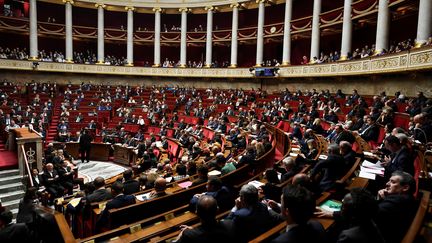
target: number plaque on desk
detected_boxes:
[130,224,142,234]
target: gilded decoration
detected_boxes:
[0,48,431,78]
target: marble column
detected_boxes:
[415,0,432,47]
[29,0,38,60]
[179,8,188,68]
[230,3,239,68]
[204,6,214,68]
[64,0,74,63]
[255,0,265,67]
[282,0,293,66]
[153,8,162,67]
[340,0,352,60]
[375,0,390,55]
[96,3,105,64]
[310,0,321,62]
[126,6,135,66]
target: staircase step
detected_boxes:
[0,175,22,186]
[0,190,25,202]
[0,182,24,194]
[0,169,20,177]
[3,198,21,209]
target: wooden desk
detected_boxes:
[113,145,134,165]
[60,142,111,161]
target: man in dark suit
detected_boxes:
[375,171,417,243]
[271,185,324,243]
[189,176,234,212]
[176,196,235,243]
[41,163,65,199]
[85,177,112,204]
[332,124,356,145]
[122,169,140,195]
[191,165,209,187]
[58,160,84,195]
[339,141,360,172]
[359,116,380,142]
[79,129,93,163]
[0,210,34,242]
[97,182,136,228]
[226,184,277,242]
[382,135,414,179]
[310,144,346,192]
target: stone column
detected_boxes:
[282,0,293,66]
[29,0,38,60]
[340,0,352,60]
[96,3,105,64]
[64,0,74,63]
[230,3,239,68]
[204,6,214,68]
[126,6,135,66]
[375,0,390,54]
[310,0,321,62]
[415,0,432,47]
[179,8,188,68]
[255,0,265,67]
[153,7,162,67]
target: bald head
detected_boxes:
[196,195,218,223]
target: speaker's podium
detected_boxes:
[9,128,43,175]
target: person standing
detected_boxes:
[79,129,93,163]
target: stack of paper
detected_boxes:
[359,160,385,180]
[248,180,265,189]
[319,155,328,160]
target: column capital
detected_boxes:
[62,0,74,5]
[204,6,215,11]
[230,3,240,8]
[178,7,191,13]
[125,6,135,12]
[152,7,162,12]
[95,3,106,9]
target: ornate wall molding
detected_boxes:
[1,47,431,78]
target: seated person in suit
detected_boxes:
[122,169,140,195]
[176,196,235,243]
[260,169,281,202]
[279,157,301,182]
[189,176,234,212]
[0,210,34,242]
[335,188,385,243]
[58,160,84,195]
[226,184,278,242]
[375,171,417,243]
[148,177,167,199]
[271,185,325,243]
[97,182,136,229]
[310,144,346,192]
[191,165,208,187]
[84,177,112,204]
[41,163,65,201]
[358,115,379,142]
[316,171,417,243]
[339,141,359,172]
[381,135,414,180]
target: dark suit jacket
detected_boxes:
[374,194,417,243]
[384,146,414,179]
[98,194,136,227]
[337,222,385,243]
[311,154,346,191]
[0,223,34,243]
[123,179,140,195]
[271,220,325,243]
[334,131,356,145]
[41,170,61,187]
[343,149,358,172]
[360,124,380,142]
[85,188,112,203]
[226,202,277,242]
[178,220,235,243]
[79,133,93,149]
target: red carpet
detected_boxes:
[0,150,18,170]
